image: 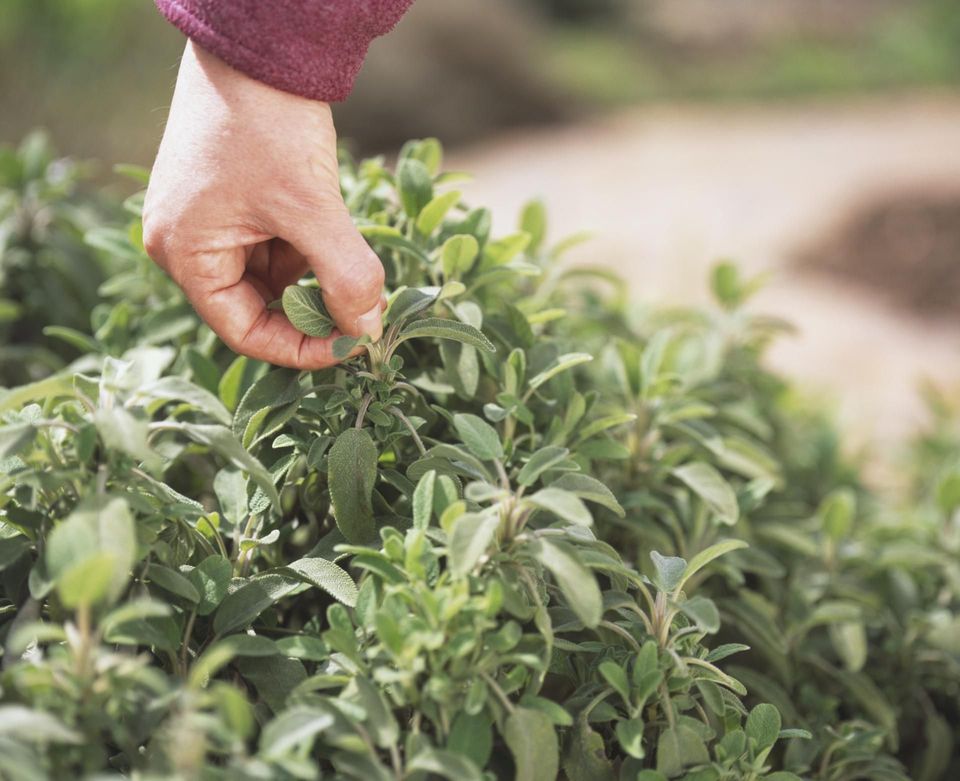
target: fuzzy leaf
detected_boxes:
[673,462,739,526]
[398,317,495,353]
[328,428,379,543]
[505,707,558,781]
[282,285,335,337]
[453,413,503,460]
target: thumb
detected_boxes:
[294,207,385,340]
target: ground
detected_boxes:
[453,92,960,462]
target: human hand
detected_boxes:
[143,41,385,369]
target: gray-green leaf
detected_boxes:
[282,285,335,337]
[328,428,379,543]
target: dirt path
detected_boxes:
[452,92,960,448]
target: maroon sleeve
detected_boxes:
[155,0,414,102]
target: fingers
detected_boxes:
[163,246,345,370]
[289,208,385,341]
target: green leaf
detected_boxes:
[518,446,570,487]
[328,428,379,543]
[0,372,74,414]
[820,488,856,542]
[526,487,592,527]
[745,703,781,751]
[412,470,436,530]
[453,413,503,460]
[676,539,748,593]
[520,199,547,254]
[551,473,624,517]
[398,318,495,353]
[0,706,81,744]
[504,707,559,781]
[146,563,200,604]
[260,705,334,759]
[672,462,739,526]
[829,620,867,672]
[448,512,500,577]
[333,334,371,361]
[282,285,335,337]
[937,471,960,517]
[649,550,686,593]
[397,157,434,218]
[615,717,646,760]
[599,661,630,704]
[678,595,720,634]
[188,555,233,616]
[563,714,615,781]
[232,368,303,441]
[407,748,483,781]
[441,234,480,277]
[388,286,439,324]
[447,711,493,771]
[0,422,35,460]
[351,676,399,747]
[168,423,280,509]
[656,725,709,777]
[528,353,593,391]
[286,557,358,607]
[416,190,461,236]
[534,539,602,628]
[46,496,136,608]
[136,376,231,425]
[212,574,300,636]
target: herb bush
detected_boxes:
[0,135,957,781]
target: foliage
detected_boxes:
[0,135,957,780]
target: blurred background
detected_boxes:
[2,0,959,447]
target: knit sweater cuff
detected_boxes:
[155,0,412,102]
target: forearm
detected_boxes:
[155,0,414,102]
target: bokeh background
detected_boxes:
[3,0,960,451]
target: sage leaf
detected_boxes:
[286,557,358,607]
[550,473,624,517]
[398,317,495,353]
[745,703,781,751]
[282,285,335,337]
[448,512,499,577]
[650,551,686,593]
[526,487,592,527]
[534,539,602,628]
[328,428,379,543]
[397,157,433,218]
[518,446,570,487]
[452,413,503,460]
[504,707,559,781]
[672,462,739,526]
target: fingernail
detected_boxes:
[356,304,383,341]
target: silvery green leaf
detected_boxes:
[448,512,499,577]
[518,446,571,487]
[550,473,624,518]
[441,234,479,278]
[533,539,602,628]
[416,190,461,236]
[397,157,433,218]
[332,334,371,361]
[282,285,335,337]
[388,286,440,324]
[286,557,358,607]
[398,318,495,353]
[504,707,558,781]
[327,428,378,543]
[528,353,593,391]
[649,551,686,593]
[452,413,503,461]
[526,487,592,527]
[672,462,739,526]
